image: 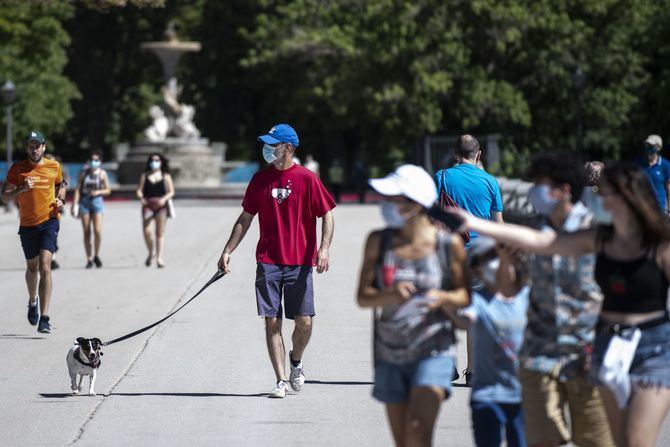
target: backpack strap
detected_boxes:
[436,231,454,290]
[374,228,396,290]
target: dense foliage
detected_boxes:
[1,0,668,177]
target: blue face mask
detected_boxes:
[381,201,406,228]
[90,160,101,169]
[588,194,613,225]
[645,145,658,155]
[528,184,559,216]
[263,143,279,164]
[150,160,161,171]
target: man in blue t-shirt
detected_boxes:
[637,134,670,214]
[434,134,504,246]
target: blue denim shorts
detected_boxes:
[255,263,315,320]
[591,319,670,388]
[18,218,60,260]
[78,195,104,215]
[373,353,454,403]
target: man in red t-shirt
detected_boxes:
[1,131,66,334]
[218,124,335,398]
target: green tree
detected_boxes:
[0,1,80,158]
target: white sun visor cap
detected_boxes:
[368,164,438,209]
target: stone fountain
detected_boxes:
[117,23,226,187]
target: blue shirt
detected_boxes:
[465,287,529,404]
[637,156,670,211]
[434,164,503,243]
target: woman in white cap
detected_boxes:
[356,164,469,446]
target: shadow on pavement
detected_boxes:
[305,380,373,386]
[40,392,268,398]
[0,334,46,340]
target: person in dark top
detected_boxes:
[136,153,175,268]
[71,150,111,268]
[451,162,670,447]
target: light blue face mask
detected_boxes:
[589,194,614,225]
[262,144,277,164]
[150,160,161,171]
[528,184,559,216]
[381,201,406,228]
[90,160,101,169]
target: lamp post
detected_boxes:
[572,67,586,153]
[2,80,16,212]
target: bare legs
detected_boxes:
[386,386,446,447]
[80,212,104,263]
[143,212,167,267]
[265,316,313,382]
[25,250,53,315]
[600,385,670,447]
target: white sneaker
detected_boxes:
[289,361,306,392]
[268,380,289,398]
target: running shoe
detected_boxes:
[463,369,473,387]
[268,380,289,398]
[27,299,39,326]
[289,351,305,392]
[38,316,51,334]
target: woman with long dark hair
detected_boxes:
[452,162,670,446]
[136,153,175,268]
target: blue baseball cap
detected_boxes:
[258,124,299,147]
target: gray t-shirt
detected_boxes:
[465,287,529,404]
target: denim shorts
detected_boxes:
[591,319,670,389]
[78,195,104,215]
[255,263,315,320]
[18,218,60,260]
[373,353,454,403]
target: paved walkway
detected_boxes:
[0,201,668,446]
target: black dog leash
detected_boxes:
[103,269,226,347]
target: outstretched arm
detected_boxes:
[457,209,596,257]
[316,210,334,273]
[217,211,254,273]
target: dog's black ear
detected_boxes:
[76,337,86,345]
[93,338,102,347]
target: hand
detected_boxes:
[140,197,148,206]
[54,198,64,211]
[316,247,329,273]
[444,207,472,230]
[218,251,231,274]
[19,178,34,193]
[158,197,168,207]
[392,281,416,302]
[71,204,78,217]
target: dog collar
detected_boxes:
[74,347,101,369]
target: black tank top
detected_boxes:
[595,251,669,313]
[143,176,166,198]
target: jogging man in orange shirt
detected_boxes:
[1,131,66,333]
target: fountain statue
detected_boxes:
[117,23,225,187]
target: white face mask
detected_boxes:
[381,201,406,228]
[589,194,614,225]
[262,144,277,164]
[528,184,559,216]
[480,257,500,286]
[150,160,161,171]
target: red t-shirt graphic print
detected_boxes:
[242,164,335,266]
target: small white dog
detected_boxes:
[66,337,103,396]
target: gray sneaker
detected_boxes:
[268,380,289,398]
[289,361,305,392]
